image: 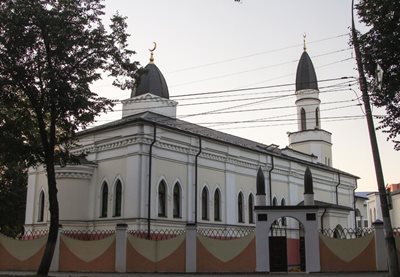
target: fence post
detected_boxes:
[185,223,197,273]
[373,220,388,271]
[50,225,62,272]
[255,212,269,272]
[115,223,128,273]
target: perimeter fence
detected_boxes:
[128,228,185,241]
[197,224,255,239]
[320,227,374,239]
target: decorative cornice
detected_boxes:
[55,165,95,180]
[70,136,266,171]
[121,93,177,106]
[55,172,93,180]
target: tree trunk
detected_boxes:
[351,1,399,276]
[37,158,59,276]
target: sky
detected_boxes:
[90,0,399,192]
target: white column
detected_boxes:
[255,211,269,272]
[115,223,128,272]
[304,213,320,272]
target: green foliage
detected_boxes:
[0,0,140,274]
[0,163,27,238]
[356,0,400,149]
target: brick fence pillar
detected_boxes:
[185,223,197,273]
[115,223,128,272]
[50,226,62,272]
[373,220,388,271]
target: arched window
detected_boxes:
[315,108,320,128]
[158,181,167,217]
[272,197,278,206]
[113,180,122,217]
[101,182,108,218]
[38,191,45,222]
[248,194,254,224]
[355,208,362,228]
[202,187,209,220]
[281,198,286,226]
[173,182,181,218]
[301,108,307,131]
[238,192,244,223]
[333,224,344,239]
[214,189,221,221]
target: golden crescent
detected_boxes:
[149,42,157,52]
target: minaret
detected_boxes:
[121,42,177,118]
[288,35,333,166]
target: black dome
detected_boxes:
[296,51,318,92]
[132,63,169,99]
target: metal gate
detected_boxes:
[300,236,306,271]
[269,236,287,272]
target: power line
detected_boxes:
[166,33,350,74]
[97,77,355,107]
[170,56,353,88]
[170,76,354,98]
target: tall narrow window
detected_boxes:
[202,187,209,220]
[315,108,320,128]
[101,182,108,218]
[38,191,45,222]
[301,108,306,131]
[272,197,278,206]
[248,194,254,224]
[173,183,181,218]
[158,181,166,217]
[114,180,122,217]
[238,192,244,223]
[214,189,221,221]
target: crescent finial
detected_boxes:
[149,42,157,62]
[303,33,307,51]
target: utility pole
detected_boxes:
[351,1,399,276]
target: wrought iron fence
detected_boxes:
[320,227,374,239]
[128,229,185,241]
[197,225,255,239]
[62,229,115,241]
[0,229,49,240]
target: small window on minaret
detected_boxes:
[316,108,320,128]
[301,108,306,131]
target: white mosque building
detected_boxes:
[24,45,358,232]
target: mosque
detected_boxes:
[24,43,358,233]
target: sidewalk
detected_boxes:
[0,271,390,277]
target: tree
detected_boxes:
[356,0,400,149]
[353,1,399,276]
[0,0,140,275]
[0,163,27,238]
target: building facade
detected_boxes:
[24,47,359,232]
[367,184,400,228]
